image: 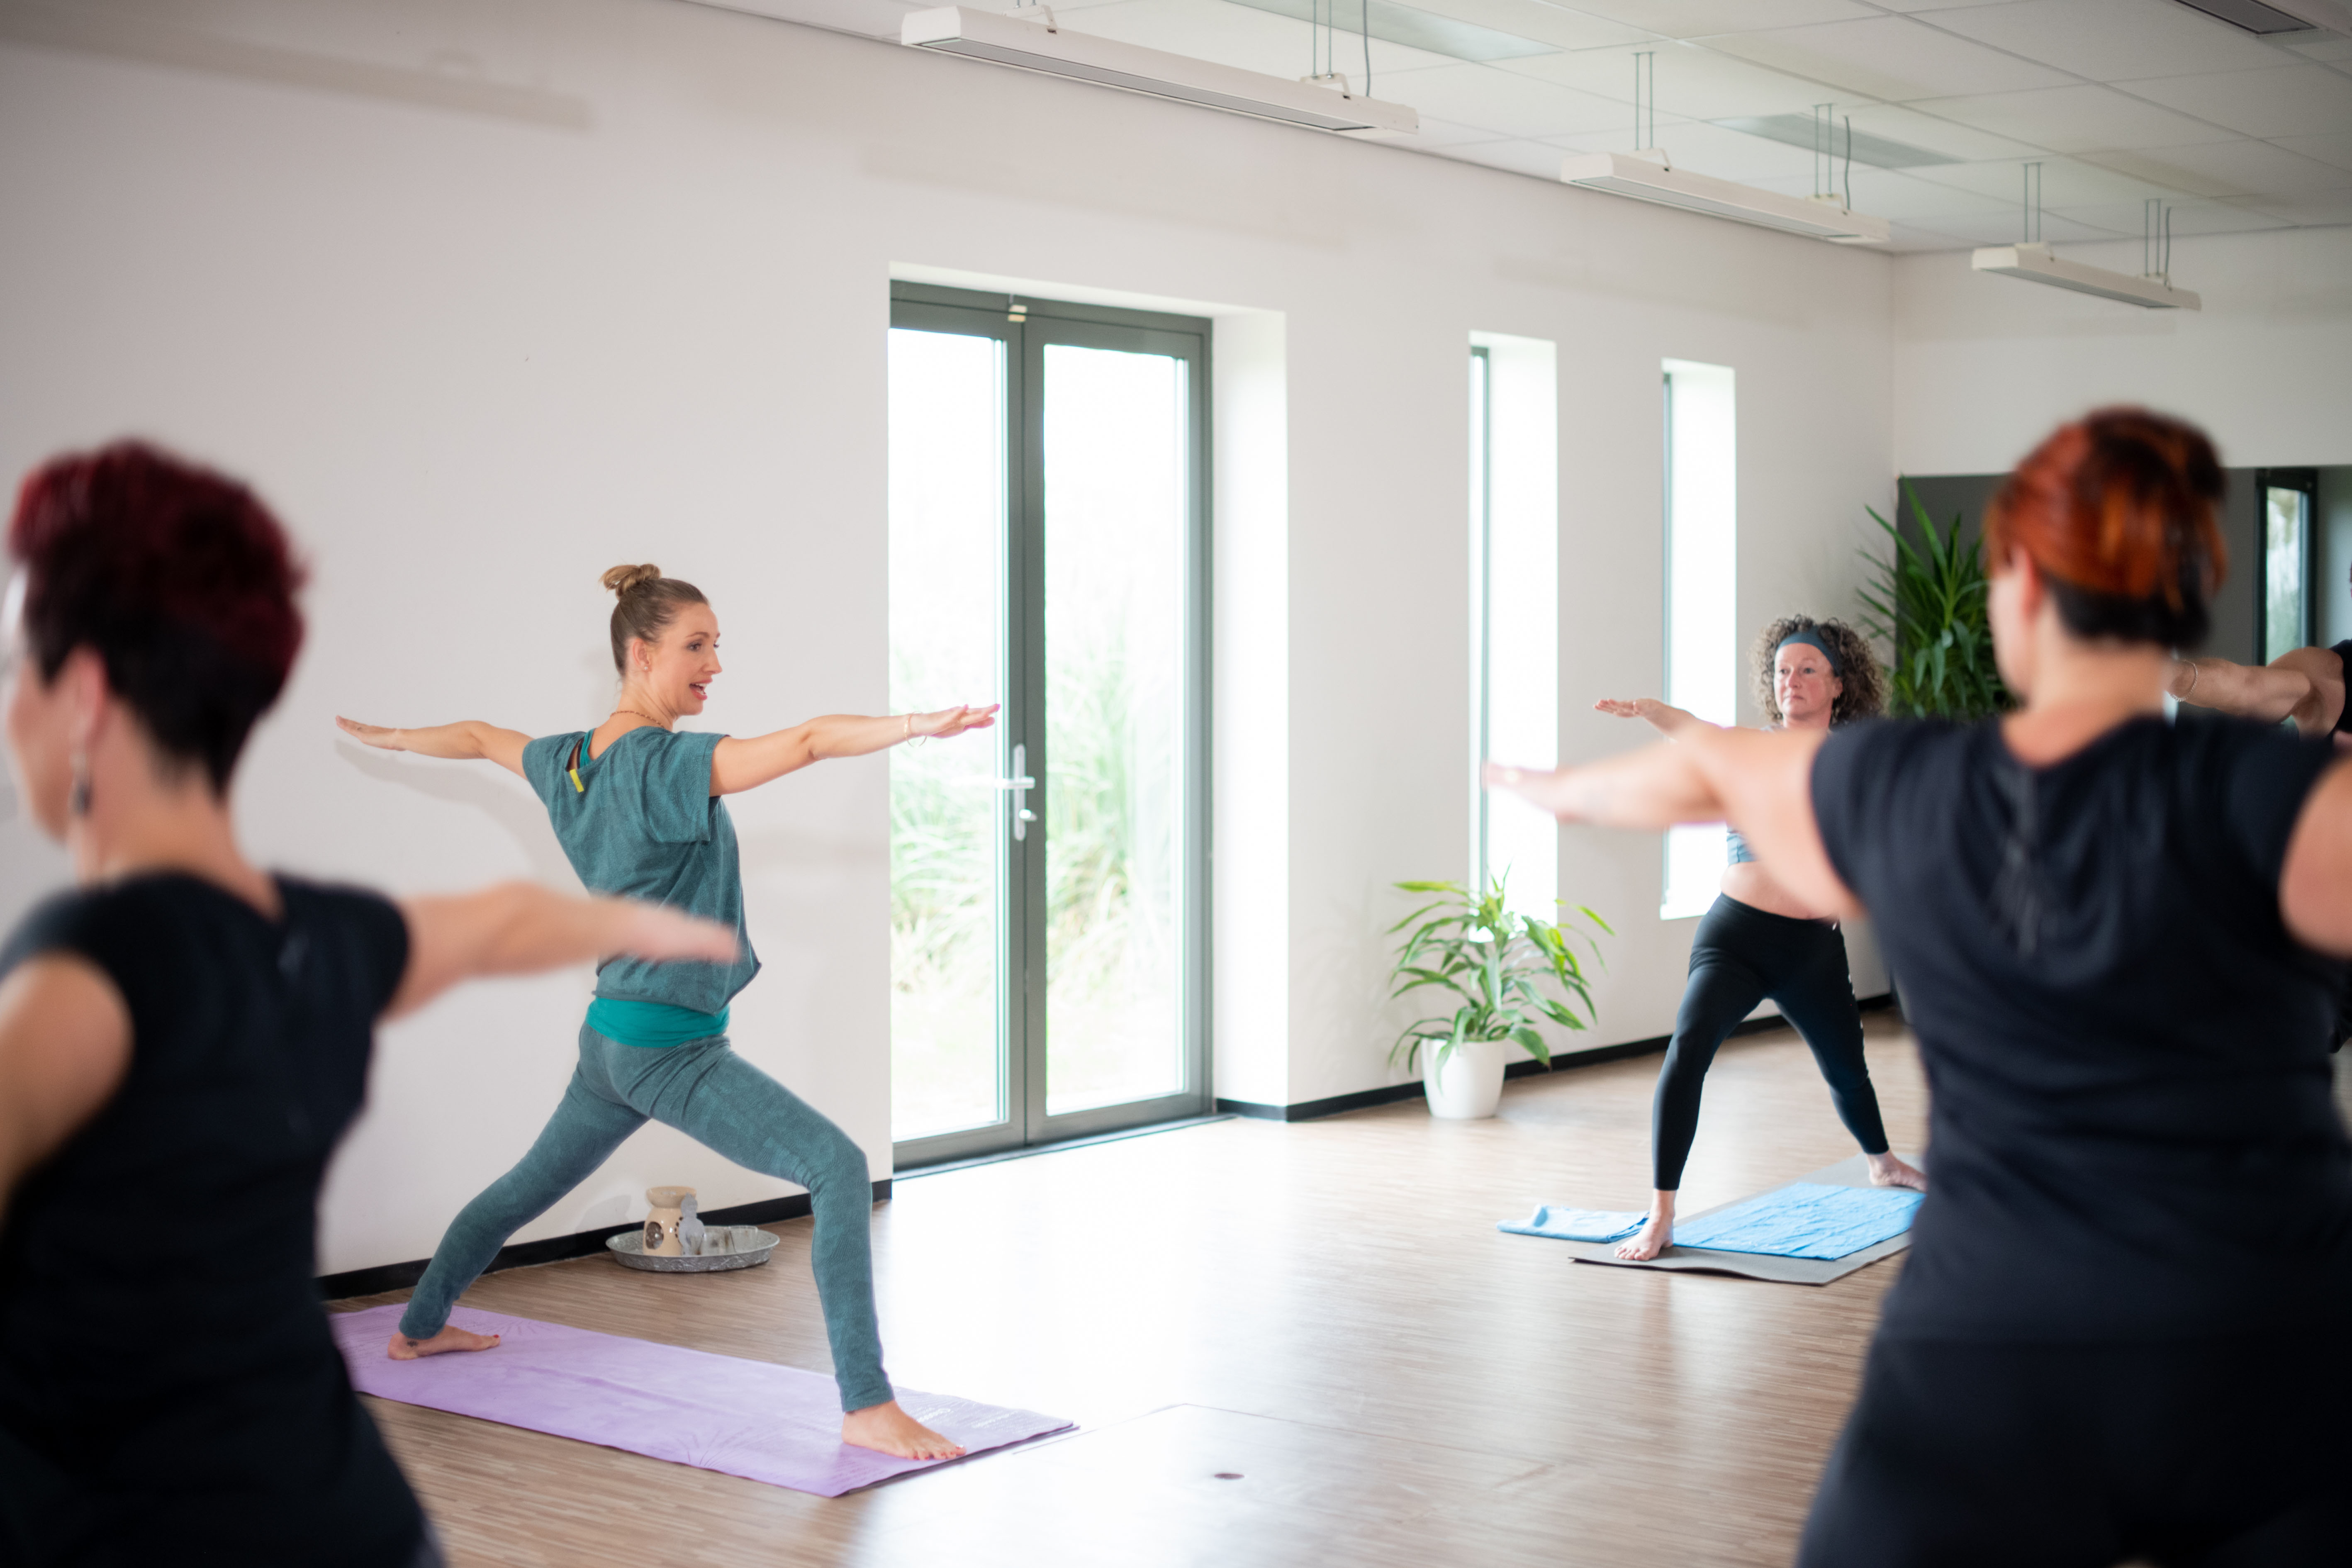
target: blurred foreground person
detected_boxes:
[0,445,734,1568]
[1492,409,2352,1566]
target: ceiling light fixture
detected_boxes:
[1970,170,2199,309]
[1559,152,1891,243]
[2172,0,2351,33]
[1970,243,2201,308]
[900,5,1418,137]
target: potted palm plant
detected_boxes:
[1858,482,2011,720]
[1386,877,1611,1119]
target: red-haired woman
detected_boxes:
[0,446,735,1568]
[1491,409,2352,1561]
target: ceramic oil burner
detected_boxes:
[644,1185,695,1257]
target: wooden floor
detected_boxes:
[332,1016,1956,1565]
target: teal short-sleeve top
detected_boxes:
[520,726,760,1017]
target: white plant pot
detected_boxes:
[1422,1037,1507,1120]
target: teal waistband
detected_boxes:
[586,997,730,1049]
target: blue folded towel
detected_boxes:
[1669,1182,1922,1260]
[1496,1205,1650,1243]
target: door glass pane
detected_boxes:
[888,327,1007,1142]
[2265,486,2308,664]
[1041,343,1187,1115]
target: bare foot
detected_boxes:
[1867,1152,1928,1192]
[1615,1195,1675,1261]
[386,1325,501,1361]
[842,1399,965,1461]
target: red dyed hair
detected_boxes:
[8,441,306,789]
[1984,409,2226,643]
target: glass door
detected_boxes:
[888,284,1210,1166]
[2260,468,2318,664]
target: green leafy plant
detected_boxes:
[1857,482,2011,721]
[1386,877,1612,1075]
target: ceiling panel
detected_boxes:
[1546,0,1879,39]
[1904,151,2167,202]
[1920,0,2287,83]
[1703,15,2077,102]
[1910,81,2245,149]
[2116,63,2352,138]
[1415,0,1651,50]
[1496,39,1838,120]
[1840,100,2047,158]
[1410,112,1536,145]
[2131,135,2352,192]
[2221,189,2352,222]
[2274,130,2352,171]
[2279,33,2352,59]
[1375,58,1639,135]
[1737,168,2131,234]
[2045,195,2294,234]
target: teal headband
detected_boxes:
[1776,626,1843,676]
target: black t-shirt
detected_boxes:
[1813,715,2352,1342]
[0,875,426,1567]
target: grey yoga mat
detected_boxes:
[1538,1152,1926,1286]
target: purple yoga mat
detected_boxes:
[330,1305,1072,1496]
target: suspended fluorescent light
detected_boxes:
[1969,243,2201,310]
[1559,152,1890,244]
[900,7,1418,137]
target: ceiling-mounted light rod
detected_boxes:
[902,6,1417,137]
[1970,242,2201,309]
[1561,152,1889,243]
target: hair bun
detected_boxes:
[601,563,662,597]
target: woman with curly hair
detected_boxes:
[1592,615,1924,1261]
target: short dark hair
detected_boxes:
[9,442,305,792]
[1985,408,2225,648]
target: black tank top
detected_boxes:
[0,874,425,1568]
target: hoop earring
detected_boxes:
[68,752,92,819]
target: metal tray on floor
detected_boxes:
[606,1225,780,1274]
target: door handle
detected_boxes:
[1009,743,1036,841]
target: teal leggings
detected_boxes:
[397,1023,891,1412]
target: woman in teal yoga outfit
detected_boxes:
[338,563,994,1460]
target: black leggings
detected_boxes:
[1798,1332,2352,1567]
[1651,894,1889,1191]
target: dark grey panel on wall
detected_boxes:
[1894,470,2263,665]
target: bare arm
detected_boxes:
[0,956,131,1219]
[1487,726,1857,917]
[387,883,738,1020]
[336,717,531,780]
[2171,656,2314,728]
[708,703,997,798]
[1592,696,1713,738]
[2278,758,2352,955]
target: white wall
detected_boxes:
[0,0,1897,1269]
[1893,228,2352,477]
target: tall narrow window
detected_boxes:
[1471,333,1558,918]
[1660,359,1736,920]
[2262,469,2318,664]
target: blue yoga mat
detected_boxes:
[1496,1206,1649,1243]
[1669,1182,1922,1261]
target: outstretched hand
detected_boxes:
[336,716,408,752]
[917,703,1000,740]
[1593,698,1648,720]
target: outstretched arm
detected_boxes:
[388,884,738,1020]
[1487,726,1857,917]
[337,717,531,781]
[2170,655,2319,730]
[708,703,997,797]
[1592,696,1713,738]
